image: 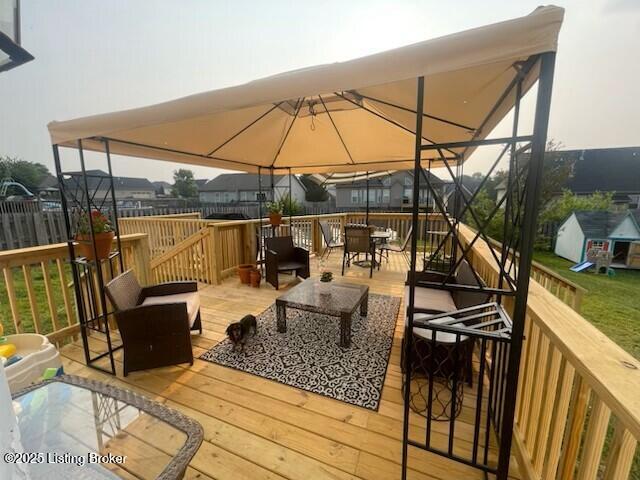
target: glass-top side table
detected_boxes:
[11,375,203,480]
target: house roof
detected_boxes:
[573,210,640,239]
[64,169,155,191]
[152,181,172,188]
[47,7,564,174]
[199,173,288,192]
[564,147,640,195]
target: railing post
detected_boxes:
[134,234,152,285]
[209,224,222,284]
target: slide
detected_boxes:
[570,261,594,273]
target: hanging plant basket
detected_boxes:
[75,231,115,261]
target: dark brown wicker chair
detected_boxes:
[342,225,375,278]
[105,270,202,376]
[265,236,310,290]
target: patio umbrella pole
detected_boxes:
[258,167,263,273]
[365,171,370,225]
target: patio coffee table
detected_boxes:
[11,375,203,479]
[275,277,369,347]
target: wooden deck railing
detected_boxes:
[459,224,640,480]
[0,234,151,347]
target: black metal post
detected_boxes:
[53,144,92,366]
[402,75,424,480]
[496,52,556,479]
[288,167,293,226]
[78,139,117,375]
[258,167,264,273]
[104,139,124,273]
[365,171,370,225]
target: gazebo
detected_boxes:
[47,6,564,479]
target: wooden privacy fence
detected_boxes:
[459,224,640,480]
[0,234,150,347]
[0,210,67,249]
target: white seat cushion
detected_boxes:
[404,285,457,313]
[142,292,200,328]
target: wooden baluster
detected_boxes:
[41,260,62,333]
[543,360,576,479]
[558,377,591,480]
[55,258,75,328]
[526,334,551,447]
[21,265,42,334]
[2,267,22,333]
[575,397,611,480]
[603,422,637,480]
[533,346,562,473]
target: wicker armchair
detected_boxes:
[265,236,310,290]
[105,270,201,376]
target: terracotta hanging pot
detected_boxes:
[75,231,115,261]
[269,213,282,226]
[237,264,254,284]
[250,268,262,288]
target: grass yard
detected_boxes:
[534,250,640,360]
[0,264,73,336]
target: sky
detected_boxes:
[1,0,639,183]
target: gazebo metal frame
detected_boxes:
[49,42,557,480]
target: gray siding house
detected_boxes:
[199,173,307,205]
[61,170,156,199]
[334,170,444,210]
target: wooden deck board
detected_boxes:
[60,250,520,480]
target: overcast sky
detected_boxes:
[1,0,639,183]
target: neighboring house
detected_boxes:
[59,170,156,199]
[559,147,640,208]
[152,181,173,197]
[334,170,444,210]
[555,210,640,268]
[198,173,307,205]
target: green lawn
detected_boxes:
[0,264,72,336]
[533,251,640,360]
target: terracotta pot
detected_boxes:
[237,264,254,284]
[250,268,262,288]
[269,213,282,226]
[75,231,115,261]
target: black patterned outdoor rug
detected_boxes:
[199,293,401,410]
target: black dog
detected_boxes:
[226,314,257,352]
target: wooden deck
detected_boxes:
[60,250,519,480]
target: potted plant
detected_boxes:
[266,201,283,226]
[319,271,333,295]
[249,268,262,288]
[75,210,115,261]
[237,264,254,284]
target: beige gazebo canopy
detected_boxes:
[48,6,564,175]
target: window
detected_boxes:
[403,188,412,201]
[368,189,376,204]
[404,176,412,186]
[213,192,221,202]
[351,189,359,204]
[240,191,247,201]
[382,189,390,203]
[382,177,391,186]
[223,192,231,203]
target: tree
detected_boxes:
[0,156,50,194]
[171,169,198,198]
[538,139,577,208]
[539,190,614,225]
[300,175,329,202]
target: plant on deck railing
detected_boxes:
[76,210,113,235]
